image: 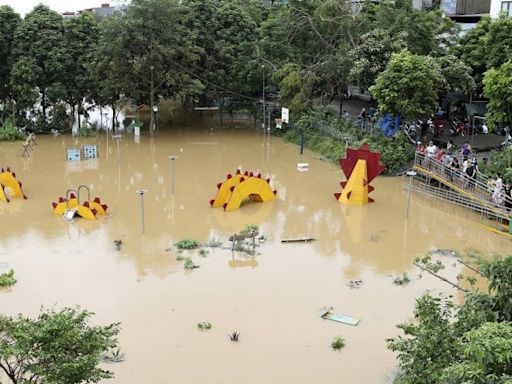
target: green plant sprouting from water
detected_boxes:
[393,273,411,286]
[240,224,259,235]
[197,321,212,330]
[331,336,345,350]
[199,248,208,257]
[0,269,17,287]
[206,238,222,248]
[176,239,200,250]
[183,257,198,270]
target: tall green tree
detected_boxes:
[122,0,202,135]
[369,50,443,120]
[0,6,20,109]
[0,307,120,384]
[483,61,512,130]
[61,14,99,129]
[11,5,66,120]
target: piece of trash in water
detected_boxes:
[428,249,457,257]
[165,248,172,252]
[346,280,363,289]
[297,163,309,172]
[114,240,122,251]
[281,237,315,243]
[318,306,360,326]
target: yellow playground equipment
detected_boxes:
[52,185,108,220]
[210,170,277,211]
[0,167,27,202]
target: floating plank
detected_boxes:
[318,306,359,326]
[281,237,315,243]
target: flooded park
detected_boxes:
[0,120,511,384]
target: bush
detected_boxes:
[0,118,26,141]
[0,269,17,287]
[240,224,259,234]
[331,336,345,350]
[480,148,512,183]
[176,239,200,250]
[197,321,212,330]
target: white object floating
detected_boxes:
[297,163,309,172]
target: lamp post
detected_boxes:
[136,189,147,234]
[152,105,159,131]
[405,171,417,219]
[169,155,178,194]
[262,65,265,132]
[113,134,121,165]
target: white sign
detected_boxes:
[281,107,289,123]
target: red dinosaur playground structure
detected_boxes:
[334,143,384,205]
[210,169,277,211]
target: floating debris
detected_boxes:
[393,273,411,286]
[229,331,240,342]
[197,321,212,330]
[428,249,457,257]
[346,280,363,289]
[114,240,122,251]
[281,237,315,243]
[318,306,360,326]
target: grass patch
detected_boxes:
[0,270,17,287]
[331,336,345,350]
[176,239,200,250]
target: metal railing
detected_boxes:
[412,152,512,220]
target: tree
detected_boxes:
[0,6,20,108]
[61,14,99,129]
[389,255,512,384]
[457,16,492,85]
[0,307,120,384]
[369,50,443,120]
[11,5,66,120]
[435,54,475,94]
[122,0,202,135]
[483,61,512,130]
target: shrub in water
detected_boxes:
[0,269,17,287]
[176,239,200,250]
[331,336,345,350]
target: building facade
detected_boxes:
[491,0,512,17]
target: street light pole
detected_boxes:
[405,171,417,219]
[262,65,265,132]
[169,155,177,194]
[136,189,147,234]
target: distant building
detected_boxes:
[491,0,512,17]
[62,1,130,19]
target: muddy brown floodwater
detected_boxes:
[0,122,510,384]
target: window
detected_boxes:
[502,1,512,16]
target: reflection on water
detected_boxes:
[0,123,510,384]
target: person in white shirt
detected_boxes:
[481,123,488,134]
[426,140,437,158]
[492,173,504,205]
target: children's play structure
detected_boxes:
[210,170,277,211]
[0,168,27,202]
[52,185,108,220]
[334,143,384,205]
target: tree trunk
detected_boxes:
[41,88,47,118]
[149,68,155,137]
[112,104,116,134]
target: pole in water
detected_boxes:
[136,189,147,234]
[405,171,417,219]
[169,155,178,194]
[113,134,122,164]
[300,129,304,155]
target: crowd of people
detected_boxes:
[416,140,512,211]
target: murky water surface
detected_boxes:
[0,123,510,384]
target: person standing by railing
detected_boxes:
[492,173,504,205]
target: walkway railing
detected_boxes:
[412,152,512,220]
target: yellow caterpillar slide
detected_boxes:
[210,170,276,211]
[0,167,27,202]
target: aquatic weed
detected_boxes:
[184,257,199,269]
[0,270,17,287]
[176,239,200,250]
[331,336,345,350]
[197,321,212,330]
[229,331,240,342]
[393,273,411,286]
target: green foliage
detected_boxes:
[435,54,475,94]
[483,61,512,129]
[77,123,97,138]
[0,269,16,286]
[240,224,259,235]
[331,336,345,350]
[0,6,21,103]
[370,50,443,120]
[176,239,200,250]
[198,248,208,257]
[479,148,512,184]
[415,255,445,273]
[0,117,26,141]
[367,132,415,174]
[206,238,222,248]
[183,257,198,270]
[197,321,212,330]
[393,273,410,286]
[0,307,120,384]
[390,255,512,384]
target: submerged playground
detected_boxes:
[0,122,511,384]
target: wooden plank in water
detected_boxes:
[281,237,315,243]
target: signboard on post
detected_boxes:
[281,107,289,124]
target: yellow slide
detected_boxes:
[210,170,276,211]
[0,168,27,202]
[52,193,108,220]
